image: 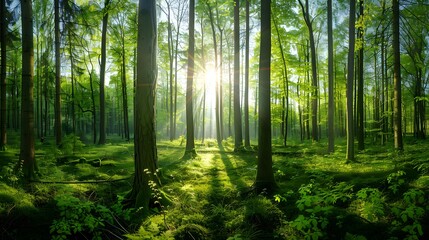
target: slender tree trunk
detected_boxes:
[233,0,243,150]
[272,6,289,147]
[184,0,196,158]
[243,0,250,148]
[54,0,62,146]
[392,0,403,150]
[166,2,174,141]
[299,0,319,141]
[346,0,356,161]
[121,40,130,141]
[357,0,364,151]
[327,0,334,153]
[206,2,222,146]
[20,0,37,180]
[200,19,206,144]
[98,0,110,145]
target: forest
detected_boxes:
[1,0,429,239]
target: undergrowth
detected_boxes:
[1,136,429,239]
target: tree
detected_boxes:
[0,0,6,150]
[54,0,62,146]
[346,0,356,162]
[298,0,318,142]
[243,0,250,149]
[20,0,37,180]
[392,0,403,151]
[356,0,364,151]
[184,0,196,158]
[126,0,160,210]
[327,0,334,153]
[233,0,243,151]
[99,0,110,145]
[255,0,276,191]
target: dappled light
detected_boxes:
[1,0,429,239]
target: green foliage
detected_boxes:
[50,194,130,240]
[387,170,407,194]
[0,162,22,186]
[355,188,385,222]
[288,181,354,240]
[60,134,85,156]
[244,196,283,228]
[391,189,426,240]
[174,223,209,240]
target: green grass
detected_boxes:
[1,135,429,239]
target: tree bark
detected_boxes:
[255,0,276,191]
[54,0,62,146]
[184,0,196,158]
[357,0,364,151]
[346,0,356,161]
[20,0,37,180]
[392,0,403,150]
[98,0,110,145]
[233,0,243,151]
[327,0,334,153]
[126,0,160,211]
[243,0,250,148]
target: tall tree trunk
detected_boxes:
[243,0,250,148]
[0,0,7,150]
[184,0,196,158]
[327,0,334,153]
[200,19,206,144]
[206,2,222,146]
[126,0,160,211]
[233,0,243,150]
[54,0,62,146]
[98,0,110,145]
[299,0,319,141]
[272,5,289,147]
[67,25,76,135]
[20,0,37,180]
[346,0,356,161]
[255,0,276,191]
[357,0,364,151]
[166,2,174,141]
[392,0,403,150]
[121,40,130,141]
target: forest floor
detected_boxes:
[1,134,429,239]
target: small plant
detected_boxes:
[289,181,354,240]
[356,188,385,222]
[50,194,129,240]
[387,170,406,194]
[0,162,22,187]
[391,189,426,240]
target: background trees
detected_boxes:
[0,0,427,175]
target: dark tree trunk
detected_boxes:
[184,0,196,158]
[20,0,37,180]
[255,0,276,191]
[126,0,160,211]
[98,0,110,145]
[346,0,356,161]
